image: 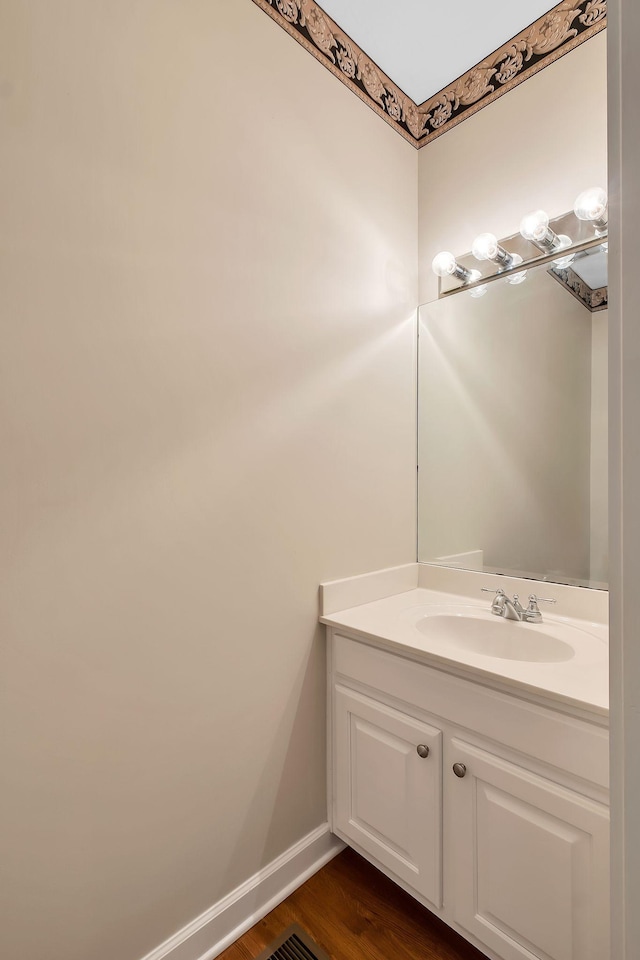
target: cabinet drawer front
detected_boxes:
[332,633,609,789]
[447,738,610,960]
[334,686,442,908]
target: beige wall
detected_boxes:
[0,3,417,960]
[418,31,608,304]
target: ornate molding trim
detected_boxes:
[549,263,608,312]
[250,0,607,149]
[419,0,607,147]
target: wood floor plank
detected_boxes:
[218,848,487,960]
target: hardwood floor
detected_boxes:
[218,847,488,960]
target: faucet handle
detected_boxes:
[481,587,507,616]
[524,594,556,623]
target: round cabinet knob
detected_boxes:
[416,744,430,759]
[452,762,467,778]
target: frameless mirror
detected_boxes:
[418,247,608,589]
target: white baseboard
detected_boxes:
[139,824,345,960]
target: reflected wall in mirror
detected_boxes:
[418,251,608,589]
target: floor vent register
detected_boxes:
[254,924,330,960]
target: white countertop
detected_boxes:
[321,586,609,718]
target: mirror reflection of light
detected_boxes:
[506,254,527,285]
[467,268,488,298]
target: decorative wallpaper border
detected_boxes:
[549,263,608,312]
[250,0,607,149]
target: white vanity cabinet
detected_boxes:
[447,737,609,960]
[328,630,610,960]
[334,686,443,908]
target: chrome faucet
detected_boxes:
[481,587,556,623]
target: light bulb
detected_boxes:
[431,250,472,283]
[574,187,608,232]
[431,251,457,277]
[520,206,578,262]
[520,210,550,243]
[574,187,607,221]
[471,232,514,269]
[472,233,499,261]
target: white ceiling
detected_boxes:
[319,0,558,104]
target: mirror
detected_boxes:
[418,248,608,589]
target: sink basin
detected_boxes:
[414,613,575,663]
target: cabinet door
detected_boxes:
[447,737,609,960]
[334,685,442,908]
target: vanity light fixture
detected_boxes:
[519,209,574,268]
[574,187,608,235]
[471,232,515,269]
[520,209,561,249]
[432,251,488,296]
[431,251,476,283]
[471,233,527,285]
[433,191,608,301]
